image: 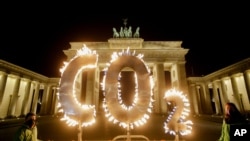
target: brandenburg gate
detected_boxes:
[62,35,189,115]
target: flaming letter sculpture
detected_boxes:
[102,48,154,141]
[164,88,193,141]
[57,45,98,141]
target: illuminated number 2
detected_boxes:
[164,88,193,136]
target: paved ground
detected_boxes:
[0,113,223,141]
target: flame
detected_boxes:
[101,48,154,129]
[58,44,97,127]
[163,88,193,136]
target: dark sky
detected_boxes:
[1,3,249,77]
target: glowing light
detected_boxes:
[163,88,193,136]
[101,48,154,129]
[58,44,97,127]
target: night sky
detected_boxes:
[1,3,249,77]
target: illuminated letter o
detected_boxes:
[103,51,153,128]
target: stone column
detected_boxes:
[198,84,207,114]
[46,86,53,115]
[50,86,57,114]
[243,69,250,101]
[220,77,230,105]
[154,63,166,114]
[7,74,21,117]
[53,87,59,115]
[231,73,243,111]
[189,84,199,115]
[21,78,31,116]
[195,85,203,115]
[0,71,7,104]
[176,62,188,96]
[202,83,213,114]
[47,85,54,115]
[31,81,40,114]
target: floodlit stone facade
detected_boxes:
[0,60,59,119]
[187,58,250,117]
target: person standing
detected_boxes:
[14,112,42,141]
[13,118,36,141]
[24,112,42,141]
[218,102,247,141]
